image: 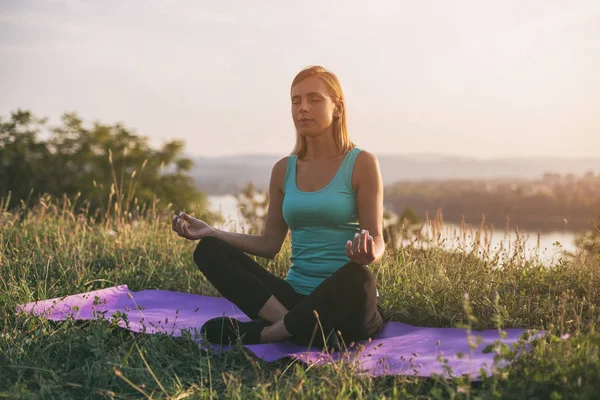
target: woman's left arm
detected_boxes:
[345,150,386,265]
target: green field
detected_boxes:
[1,196,599,399]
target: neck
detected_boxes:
[302,129,339,161]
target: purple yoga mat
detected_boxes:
[16,285,533,378]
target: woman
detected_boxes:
[172,65,385,349]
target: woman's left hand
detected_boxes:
[345,229,376,265]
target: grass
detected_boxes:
[1,193,600,399]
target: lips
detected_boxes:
[298,118,312,122]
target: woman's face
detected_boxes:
[291,76,339,137]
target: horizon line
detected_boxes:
[185,152,600,161]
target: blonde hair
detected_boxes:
[290,65,355,159]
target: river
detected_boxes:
[207,195,579,265]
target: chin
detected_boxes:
[296,128,321,137]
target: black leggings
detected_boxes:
[193,236,384,346]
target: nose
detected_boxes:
[298,97,310,112]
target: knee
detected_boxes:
[193,236,223,267]
[337,263,376,290]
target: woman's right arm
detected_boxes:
[208,157,289,259]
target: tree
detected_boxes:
[0,110,52,206]
[0,109,208,219]
[235,182,269,234]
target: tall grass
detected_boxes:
[1,164,600,398]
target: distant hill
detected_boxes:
[189,153,600,195]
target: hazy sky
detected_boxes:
[1,0,599,158]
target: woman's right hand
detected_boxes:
[172,211,215,240]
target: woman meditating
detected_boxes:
[171,65,385,349]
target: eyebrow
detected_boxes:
[291,92,326,98]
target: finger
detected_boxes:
[346,240,354,259]
[361,229,369,253]
[181,223,190,238]
[353,232,360,254]
[178,222,188,238]
[174,219,183,236]
[180,211,194,222]
[367,234,375,257]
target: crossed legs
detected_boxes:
[193,236,382,346]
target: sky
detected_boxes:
[1,0,599,159]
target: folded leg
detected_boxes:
[283,262,383,346]
[193,236,304,319]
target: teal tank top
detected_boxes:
[282,147,362,295]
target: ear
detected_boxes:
[333,100,344,118]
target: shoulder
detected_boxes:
[270,156,290,190]
[354,149,379,169]
[272,156,290,176]
[351,150,381,191]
